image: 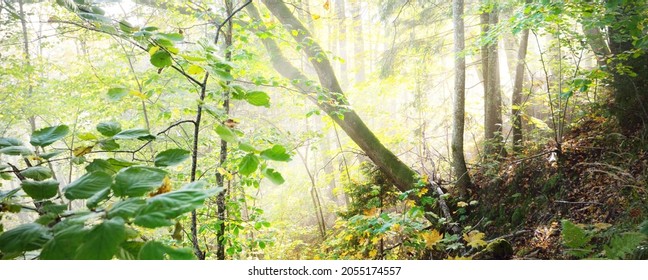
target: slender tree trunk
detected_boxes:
[335,0,349,87]
[481,1,505,157]
[351,0,365,83]
[214,0,234,261]
[18,0,37,132]
[511,16,530,153]
[451,0,471,197]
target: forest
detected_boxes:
[0,0,647,260]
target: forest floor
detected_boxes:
[469,112,648,259]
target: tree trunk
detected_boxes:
[511,19,530,153]
[252,1,418,195]
[351,0,365,83]
[214,0,234,261]
[451,0,471,197]
[481,1,505,157]
[335,0,349,87]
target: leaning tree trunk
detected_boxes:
[451,0,472,197]
[251,1,419,194]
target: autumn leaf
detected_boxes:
[149,176,172,197]
[73,145,94,157]
[463,230,487,249]
[368,249,377,258]
[323,0,330,10]
[130,90,147,100]
[457,201,468,208]
[363,207,378,216]
[421,229,443,249]
[446,255,472,260]
[593,222,612,230]
[312,14,321,20]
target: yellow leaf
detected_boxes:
[291,29,299,36]
[363,207,378,216]
[148,45,160,56]
[457,201,468,208]
[150,176,172,197]
[167,46,179,54]
[463,230,487,249]
[73,145,94,157]
[311,14,321,20]
[421,229,443,249]
[323,0,330,10]
[446,255,472,260]
[593,223,612,230]
[188,65,204,75]
[344,234,353,241]
[420,174,429,184]
[130,90,147,100]
[390,223,401,232]
[217,167,233,180]
[368,249,377,258]
[417,187,428,197]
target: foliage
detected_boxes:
[0,125,219,259]
[561,219,647,259]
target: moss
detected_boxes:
[478,238,514,260]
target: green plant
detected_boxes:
[560,219,647,259]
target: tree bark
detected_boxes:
[351,0,365,83]
[511,10,530,153]
[214,0,234,261]
[335,0,349,87]
[481,1,505,157]
[451,0,471,197]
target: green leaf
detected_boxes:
[39,150,65,160]
[238,153,260,176]
[260,145,291,161]
[604,232,645,259]
[215,125,239,143]
[239,142,257,152]
[134,181,218,228]
[118,20,136,33]
[85,159,116,174]
[96,121,122,137]
[75,217,126,260]
[0,223,51,254]
[107,87,128,101]
[156,33,184,41]
[63,171,113,200]
[86,188,111,209]
[245,91,271,107]
[40,223,89,260]
[98,139,120,151]
[20,166,53,181]
[112,166,167,197]
[150,50,172,68]
[113,128,154,140]
[30,125,69,147]
[78,12,111,24]
[154,148,190,167]
[21,179,59,200]
[0,146,33,156]
[138,241,195,260]
[0,137,22,148]
[262,168,285,185]
[561,220,591,248]
[212,68,234,81]
[107,198,146,219]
